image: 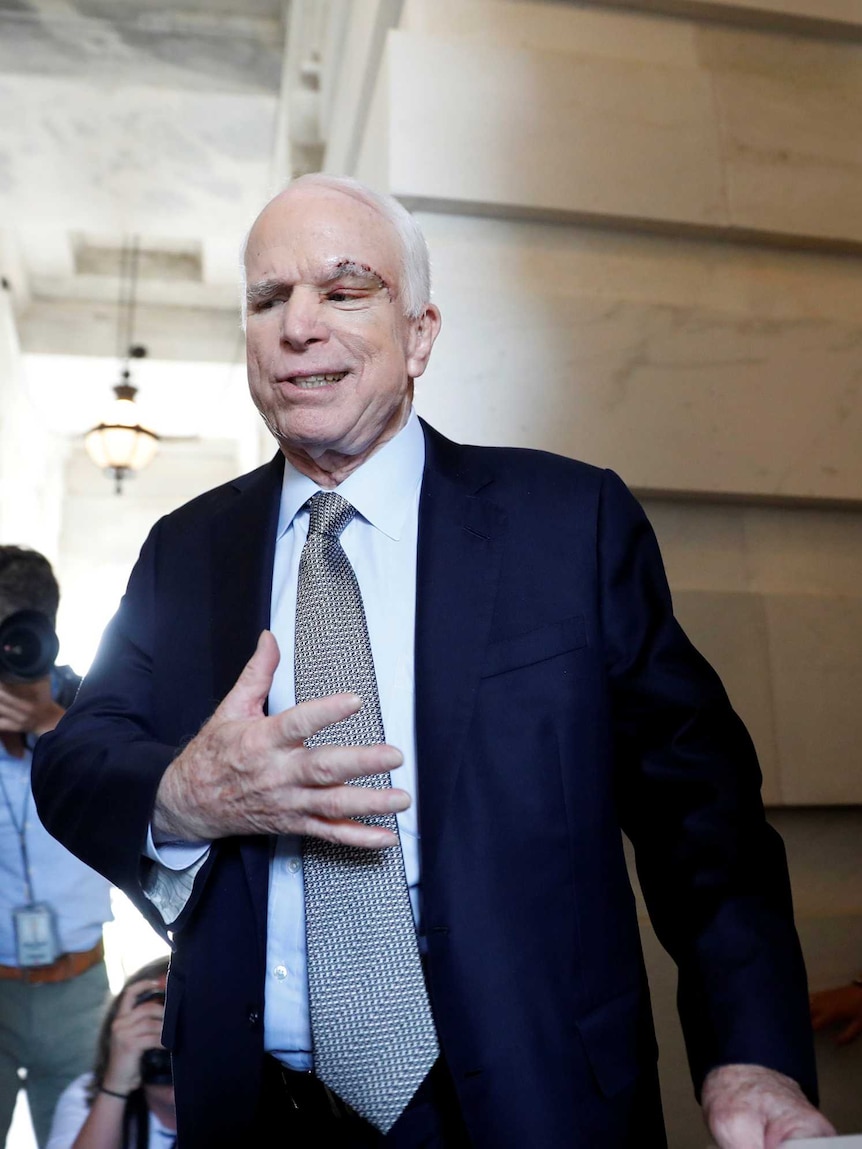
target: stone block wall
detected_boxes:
[336,0,862,1139]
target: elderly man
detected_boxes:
[33,175,834,1148]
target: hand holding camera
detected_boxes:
[101,979,170,1097]
[0,675,64,738]
[0,609,64,737]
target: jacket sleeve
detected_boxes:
[597,468,818,1101]
[32,520,204,937]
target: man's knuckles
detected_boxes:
[711,1110,764,1143]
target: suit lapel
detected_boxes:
[210,453,283,703]
[415,423,507,878]
[209,451,283,955]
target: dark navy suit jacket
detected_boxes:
[33,422,817,1147]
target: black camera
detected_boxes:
[134,988,173,1086]
[0,610,59,682]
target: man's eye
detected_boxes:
[327,290,369,305]
[251,298,275,312]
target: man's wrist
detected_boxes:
[153,757,207,842]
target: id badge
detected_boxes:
[13,903,60,967]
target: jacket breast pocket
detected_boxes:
[481,614,587,679]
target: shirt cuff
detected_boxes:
[142,826,211,928]
[145,825,209,869]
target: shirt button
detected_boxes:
[273,965,288,981]
[288,858,301,874]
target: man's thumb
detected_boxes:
[219,630,280,718]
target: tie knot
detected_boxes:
[307,491,356,538]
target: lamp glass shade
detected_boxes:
[84,396,159,472]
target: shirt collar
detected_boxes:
[276,408,425,542]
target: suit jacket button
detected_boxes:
[247,1009,260,1027]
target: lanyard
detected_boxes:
[0,763,35,904]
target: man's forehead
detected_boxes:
[247,187,398,267]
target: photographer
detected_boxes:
[45,958,175,1149]
[0,546,113,1147]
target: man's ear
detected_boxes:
[405,304,442,380]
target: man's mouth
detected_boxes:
[288,371,348,389]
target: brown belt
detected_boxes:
[0,938,104,985]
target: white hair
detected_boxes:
[239,173,432,327]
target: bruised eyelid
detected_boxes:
[321,260,390,292]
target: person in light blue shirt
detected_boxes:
[0,546,113,1148]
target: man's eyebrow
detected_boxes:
[245,261,393,303]
[321,259,391,295]
[246,278,287,303]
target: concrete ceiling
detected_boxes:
[0,0,289,307]
[0,0,342,441]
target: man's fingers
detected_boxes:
[218,630,281,720]
[300,815,400,850]
[295,740,404,787]
[274,692,364,745]
[702,1065,834,1149]
[764,1113,837,1148]
[301,779,410,821]
[274,693,406,782]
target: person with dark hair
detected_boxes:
[0,545,113,1147]
[45,957,175,1149]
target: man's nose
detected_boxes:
[279,289,327,349]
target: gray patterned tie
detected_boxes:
[295,490,439,1133]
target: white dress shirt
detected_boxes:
[265,409,424,1068]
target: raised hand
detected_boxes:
[153,630,407,849]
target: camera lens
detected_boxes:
[0,610,59,682]
[140,1047,173,1086]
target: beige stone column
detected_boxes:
[0,279,65,557]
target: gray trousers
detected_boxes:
[0,961,108,1147]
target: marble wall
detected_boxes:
[411,212,862,503]
[0,284,66,558]
[599,0,862,34]
[643,499,862,806]
[342,0,862,1139]
[350,0,862,796]
[386,1,862,246]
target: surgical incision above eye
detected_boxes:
[327,259,392,300]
